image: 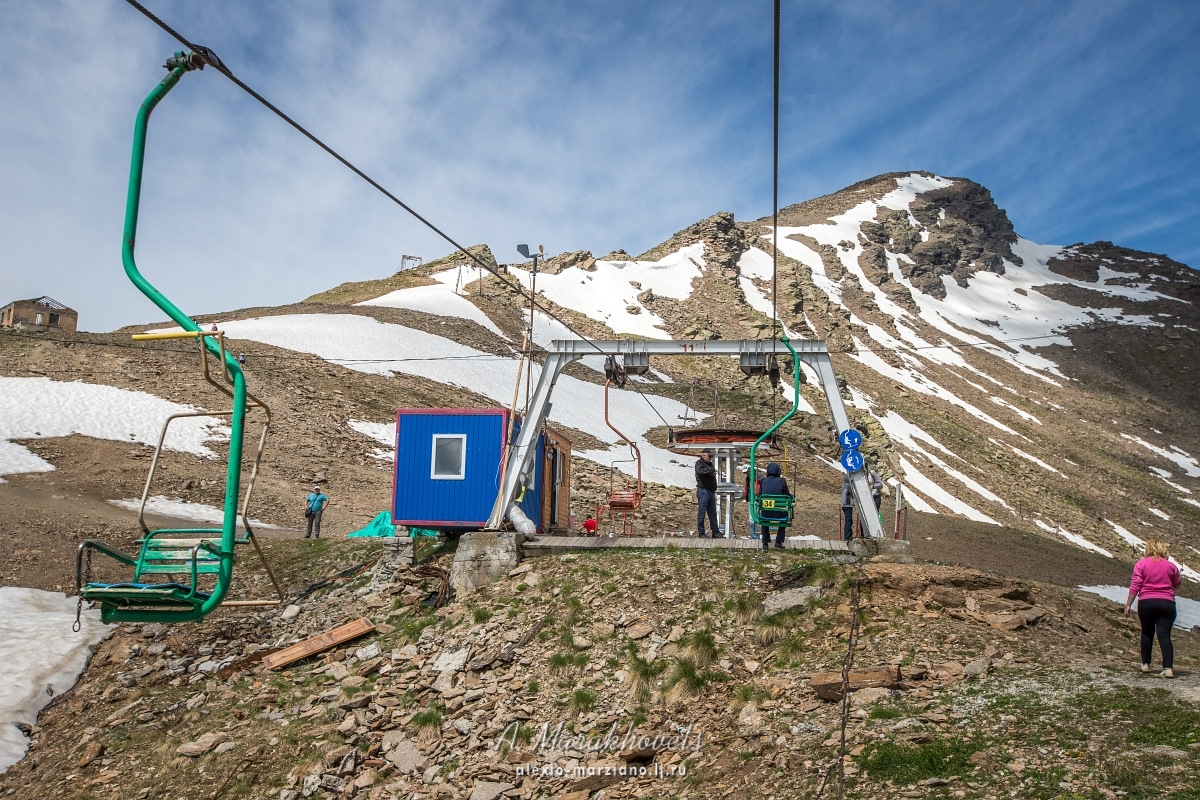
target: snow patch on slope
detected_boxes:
[108,496,283,529]
[0,588,109,773]
[1080,586,1200,629]
[207,314,698,487]
[348,419,396,462]
[1121,433,1200,478]
[507,243,706,338]
[1034,519,1113,558]
[357,271,507,339]
[766,173,1177,387]
[0,377,228,481]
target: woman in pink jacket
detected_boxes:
[1123,538,1182,678]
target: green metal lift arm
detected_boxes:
[119,52,243,619]
[748,337,801,525]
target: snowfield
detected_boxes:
[0,588,108,773]
[507,243,707,338]
[192,314,699,488]
[0,377,228,481]
[356,268,507,340]
[1079,585,1200,630]
[108,496,284,529]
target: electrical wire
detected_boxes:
[771,0,781,423]
[0,324,1137,361]
[119,0,612,363]
[772,0,780,347]
[625,375,676,435]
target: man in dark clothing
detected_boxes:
[867,468,883,510]
[694,448,720,538]
[759,462,792,550]
[840,473,855,541]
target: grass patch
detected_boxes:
[681,630,719,668]
[625,650,666,702]
[409,706,443,745]
[664,657,709,704]
[570,689,598,715]
[1075,686,1200,747]
[548,652,588,675]
[729,684,769,712]
[867,705,901,720]
[473,608,493,624]
[858,739,979,784]
[725,594,761,624]
[754,610,794,646]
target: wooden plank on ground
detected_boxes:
[261,617,376,670]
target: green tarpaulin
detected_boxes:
[347,511,396,538]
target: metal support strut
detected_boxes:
[485,339,884,538]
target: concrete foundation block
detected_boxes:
[369,536,415,591]
[449,531,523,597]
[847,538,913,563]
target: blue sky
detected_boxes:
[1,0,1197,332]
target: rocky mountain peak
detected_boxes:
[901,178,1021,299]
[639,210,747,276]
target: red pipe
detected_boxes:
[603,379,642,505]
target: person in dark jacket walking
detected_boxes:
[840,473,855,541]
[695,448,720,538]
[867,468,883,510]
[759,462,792,550]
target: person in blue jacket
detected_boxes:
[759,463,792,551]
[305,485,330,538]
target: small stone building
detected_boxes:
[0,296,78,332]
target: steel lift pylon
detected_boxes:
[484,338,884,538]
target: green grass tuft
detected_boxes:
[859,740,979,784]
[570,689,598,715]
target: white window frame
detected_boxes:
[430,434,467,480]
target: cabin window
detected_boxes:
[35,313,44,325]
[431,434,466,480]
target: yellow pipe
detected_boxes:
[132,330,222,340]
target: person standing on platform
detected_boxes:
[840,473,855,541]
[759,463,792,551]
[695,448,720,538]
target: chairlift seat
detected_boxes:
[609,490,641,511]
[753,494,795,526]
[81,582,211,611]
[134,531,233,577]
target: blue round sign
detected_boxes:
[838,429,863,450]
[840,450,865,473]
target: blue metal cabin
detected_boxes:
[392,408,544,532]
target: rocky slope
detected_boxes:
[3,542,1199,800]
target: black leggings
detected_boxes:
[1137,599,1176,669]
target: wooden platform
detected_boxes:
[523,535,857,554]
